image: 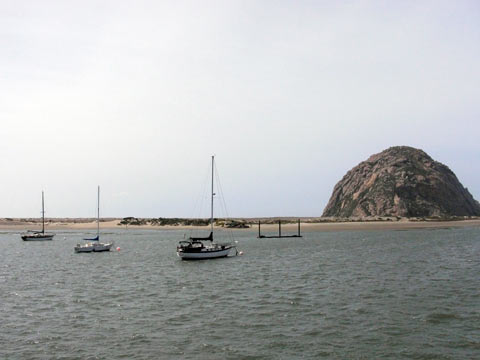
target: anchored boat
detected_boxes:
[177,156,235,260]
[21,191,55,241]
[75,186,113,253]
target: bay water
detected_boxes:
[1,226,479,359]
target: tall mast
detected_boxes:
[211,155,214,234]
[42,191,45,234]
[97,186,100,237]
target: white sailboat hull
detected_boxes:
[92,243,113,252]
[74,242,113,253]
[177,246,231,260]
[74,245,93,253]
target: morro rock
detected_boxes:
[322,146,480,218]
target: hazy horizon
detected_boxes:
[2,1,479,218]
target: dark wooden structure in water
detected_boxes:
[257,219,303,238]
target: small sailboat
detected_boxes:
[21,191,55,241]
[177,156,234,260]
[74,186,113,253]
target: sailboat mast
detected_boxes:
[97,186,100,237]
[42,191,45,234]
[211,156,214,234]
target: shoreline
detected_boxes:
[1,218,479,232]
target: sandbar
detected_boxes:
[1,218,479,232]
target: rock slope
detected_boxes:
[322,146,480,218]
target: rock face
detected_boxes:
[322,146,480,218]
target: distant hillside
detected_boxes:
[323,146,480,218]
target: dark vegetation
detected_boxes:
[118,217,250,228]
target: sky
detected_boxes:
[1,0,479,218]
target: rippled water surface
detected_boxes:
[1,227,479,359]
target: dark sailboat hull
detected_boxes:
[21,234,54,241]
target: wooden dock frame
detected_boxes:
[257,219,303,238]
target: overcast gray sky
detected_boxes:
[1,0,479,218]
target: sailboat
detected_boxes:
[177,156,234,260]
[21,191,55,241]
[74,186,113,253]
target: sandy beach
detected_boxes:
[1,218,480,232]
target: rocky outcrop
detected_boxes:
[322,146,480,218]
